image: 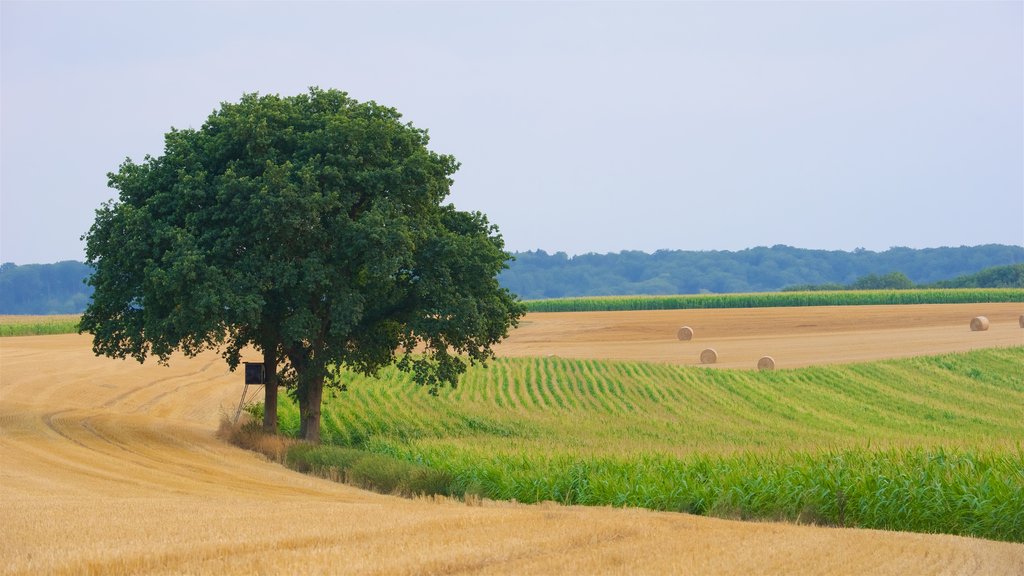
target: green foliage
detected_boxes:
[80,88,523,442]
[929,263,1024,289]
[243,401,264,422]
[786,264,1024,291]
[849,271,914,290]
[523,288,1023,312]
[275,348,1024,541]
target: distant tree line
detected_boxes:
[783,264,1024,291]
[929,263,1024,289]
[2,244,1022,313]
[501,245,1023,299]
[0,261,93,314]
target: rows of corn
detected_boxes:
[524,288,1024,312]
[0,314,80,336]
[276,347,1024,542]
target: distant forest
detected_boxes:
[500,244,1023,300]
[0,261,93,314]
[1,245,1022,313]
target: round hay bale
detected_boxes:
[699,348,718,364]
[1019,314,1024,328]
[757,356,776,371]
[970,316,989,332]
[677,326,694,341]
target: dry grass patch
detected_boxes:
[216,416,294,463]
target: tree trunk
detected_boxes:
[298,376,324,443]
[290,345,325,444]
[262,347,278,435]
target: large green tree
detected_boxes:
[81,88,524,442]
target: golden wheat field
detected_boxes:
[494,303,1024,368]
[1,304,1023,575]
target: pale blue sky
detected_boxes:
[2,1,1022,264]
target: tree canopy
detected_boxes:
[81,88,525,442]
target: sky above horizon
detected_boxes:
[2,1,1022,265]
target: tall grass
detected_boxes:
[524,288,1024,312]
[272,347,1024,542]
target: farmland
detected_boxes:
[0,314,79,336]
[494,302,1023,368]
[274,348,1024,541]
[1,303,1023,573]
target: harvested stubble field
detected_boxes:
[496,302,1024,368]
[1,303,1023,575]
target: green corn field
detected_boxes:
[0,315,80,336]
[275,347,1024,542]
[524,288,1024,312]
